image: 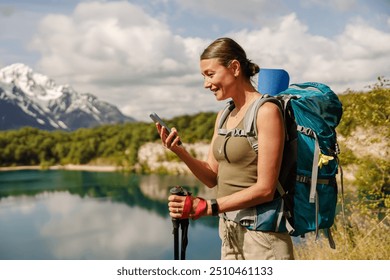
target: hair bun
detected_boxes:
[247,60,260,77]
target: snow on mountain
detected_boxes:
[0,63,134,131]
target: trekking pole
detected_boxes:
[172,217,180,260]
[180,218,189,260]
[170,186,189,260]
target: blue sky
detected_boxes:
[1,0,389,121]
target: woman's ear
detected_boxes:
[229,59,240,77]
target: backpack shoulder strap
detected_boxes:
[244,95,283,153]
[217,100,235,136]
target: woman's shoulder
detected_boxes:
[256,97,280,111]
[256,100,283,123]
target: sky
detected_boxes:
[0,0,389,121]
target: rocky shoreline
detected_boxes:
[0,164,118,172]
[0,142,211,174]
[137,142,209,174]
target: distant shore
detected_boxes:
[0,164,119,172]
[0,143,210,175]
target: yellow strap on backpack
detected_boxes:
[318,153,334,169]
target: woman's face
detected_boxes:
[200,58,236,101]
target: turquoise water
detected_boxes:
[0,170,220,260]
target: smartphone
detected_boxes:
[150,112,172,133]
[150,112,182,145]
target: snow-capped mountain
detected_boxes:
[0,63,134,131]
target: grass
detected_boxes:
[294,204,390,260]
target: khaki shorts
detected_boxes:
[219,217,294,260]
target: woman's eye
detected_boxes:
[202,72,215,80]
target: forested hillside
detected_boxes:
[0,111,216,168]
[337,84,389,210]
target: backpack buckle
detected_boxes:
[296,175,310,184]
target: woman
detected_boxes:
[155,37,294,260]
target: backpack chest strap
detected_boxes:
[217,128,247,137]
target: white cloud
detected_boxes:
[29,1,217,120]
[28,1,390,121]
[227,13,390,92]
[31,1,190,83]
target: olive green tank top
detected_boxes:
[212,117,258,198]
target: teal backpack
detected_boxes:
[218,82,343,248]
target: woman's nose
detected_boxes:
[203,78,211,89]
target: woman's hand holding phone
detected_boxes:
[150,112,182,146]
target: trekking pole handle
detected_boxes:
[169,186,189,221]
[170,186,189,196]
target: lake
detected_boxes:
[0,170,221,260]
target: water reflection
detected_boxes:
[0,170,220,260]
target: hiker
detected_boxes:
[155,37,294,260]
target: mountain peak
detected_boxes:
[0,63,67,102]
[0,64,135,131]
[1,63,32,74]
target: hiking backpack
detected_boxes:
[218,82,343,248]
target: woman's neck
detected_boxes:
[232,86,259,110]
